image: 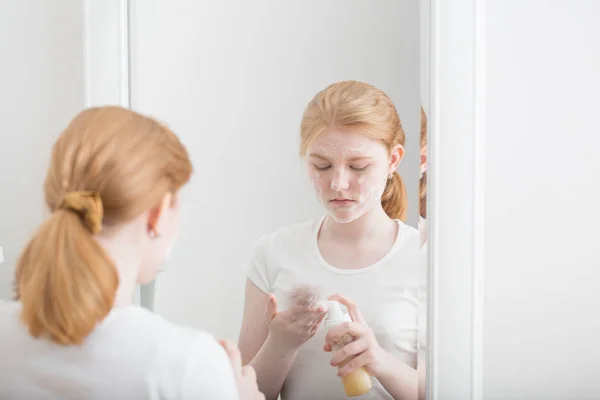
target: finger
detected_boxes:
[308,311,326,334]
[265,293,278,321]
[324,321,367,344]
[297,309,327,327]
[323,342,332,352]
[338,351,371,377]
[330,337,369,367]
[289,301,326,321]
[328,293,366,324]
[314,311,327,326]
[219,339,242,375]
[288,305,311,322]
[242,364,257,381]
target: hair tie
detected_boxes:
[59,191,104,233]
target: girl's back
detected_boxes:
[0,301,238,399]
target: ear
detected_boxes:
[389,144,405,173]
[147,192,173,235]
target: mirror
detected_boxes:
[128,1,427,398]
[0,1,430,399]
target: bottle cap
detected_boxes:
[324,300,351,331]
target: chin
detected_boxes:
[328,209,365,224]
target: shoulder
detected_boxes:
[110,307,239,398]
[250,216,322,258]
[158,324,238,398]
[0,301,23,335]
[396,220,420,247]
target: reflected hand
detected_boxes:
[219,340,265,400]
[266,293,327,351]
[323,294,392,378]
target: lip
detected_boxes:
[329,199,355,206]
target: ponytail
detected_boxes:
[14,192,118,346]
[381,171,407,221]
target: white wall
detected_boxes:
[128,0,421,340]
[0,2,84,300]
[482,2,600,399]
[431,1,600,399]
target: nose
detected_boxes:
[330,169,350,191]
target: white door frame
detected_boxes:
[427,0,485,398]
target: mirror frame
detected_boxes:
[426,0,485,398]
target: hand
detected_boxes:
[323,294,392,378]
[266,293,327,351]
[219,340,265,400]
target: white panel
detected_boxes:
[428,0,484,398]
[482,1,600,399]
[83,0,130,108]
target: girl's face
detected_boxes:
[306,128,403,223]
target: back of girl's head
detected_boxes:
[300,80,408,220]
[14,106,192,345]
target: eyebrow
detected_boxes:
[308,153,374,162]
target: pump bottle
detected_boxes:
[325,300,373,397]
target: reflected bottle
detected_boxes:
[325,300,373,397]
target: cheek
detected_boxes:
[311,174,327,196]
[356,171,383,189]
[355,172,387,198]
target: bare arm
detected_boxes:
[377,353,419,400]
[326,293,418,400]
[237,279,298,400]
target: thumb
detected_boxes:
[266,293,278,321]
[219,339,242,376]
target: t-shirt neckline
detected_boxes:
[312,215,403,275]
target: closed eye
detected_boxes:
[313,164,331,171]
[350,165,369,171]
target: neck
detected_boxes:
[95,224,143,308]
[321,206,396,243]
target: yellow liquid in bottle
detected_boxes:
[335,334,374,397]
[341,366,373,397]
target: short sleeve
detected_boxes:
[244,234,272,294]
[180,332,240,399]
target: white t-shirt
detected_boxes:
[0,302,239,400]
[246,216,421,400]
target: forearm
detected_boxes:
[377,352,419,400]
[250,335,298,400]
